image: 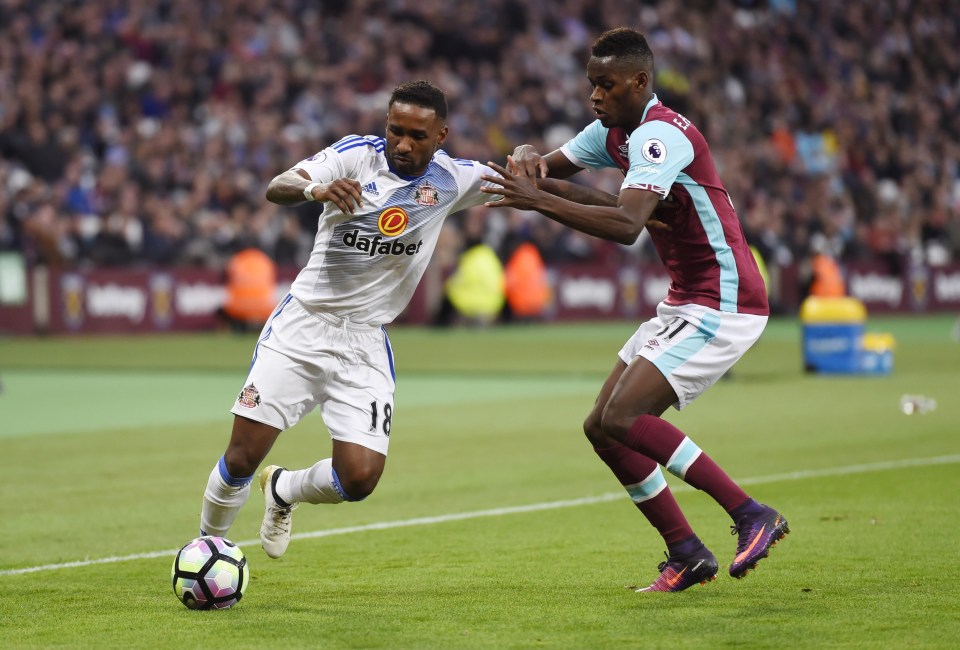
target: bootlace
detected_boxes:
[731,523,750,554]
[266,503,298,534]
[656,550,671,573]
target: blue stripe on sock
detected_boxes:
[331,468,364,502]
[625,467,668,503]
[666,438,702,479]
[218,456,254,488]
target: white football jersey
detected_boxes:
[290,135,501,326]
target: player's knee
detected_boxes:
[337,465,383,501]
[223,447,261,479]
[599,404,634,443]
[583,412,607,446]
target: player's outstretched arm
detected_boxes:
[506,148,615,206]
[481,161,659,245]
[498,144,617,207]
[265,169,363,214]
[536,177,619,207]
[510,145,581,180]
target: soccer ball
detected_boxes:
[171,536,249,610]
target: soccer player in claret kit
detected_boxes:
[482,28,789,592]
[199,81,501,559]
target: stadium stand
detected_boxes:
[1,0,958,288]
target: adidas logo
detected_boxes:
[362,181,379,196]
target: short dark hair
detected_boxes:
[591,27,654,70]
[389,80,448,120]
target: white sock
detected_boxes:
[277,458,347,505]
[200,459,253,537]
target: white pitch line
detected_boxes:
[3,454,959,577]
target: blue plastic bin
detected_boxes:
[802,321,864,373]
[800,297,872,374]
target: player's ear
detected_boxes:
[634,70,648,91]
[436,123,449,147]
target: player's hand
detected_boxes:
[480,161,541,210]
[311,179,363,214]
[509,144,548,179]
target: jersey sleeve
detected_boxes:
[621,121,694,198]
[293,134,375,182]
[559,120,617,170]
[448,158,503,212]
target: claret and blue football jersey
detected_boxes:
[561,95,769,316]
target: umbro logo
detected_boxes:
[362,182,379,196]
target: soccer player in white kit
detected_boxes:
[199,81,501,559]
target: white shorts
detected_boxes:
[231,295,396,456]
[619,301,767,410]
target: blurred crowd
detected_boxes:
[2,0,959,280]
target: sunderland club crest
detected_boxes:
[237,383,261,408]
[414,182,439,206]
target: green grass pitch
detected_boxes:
[1,316,958,648]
